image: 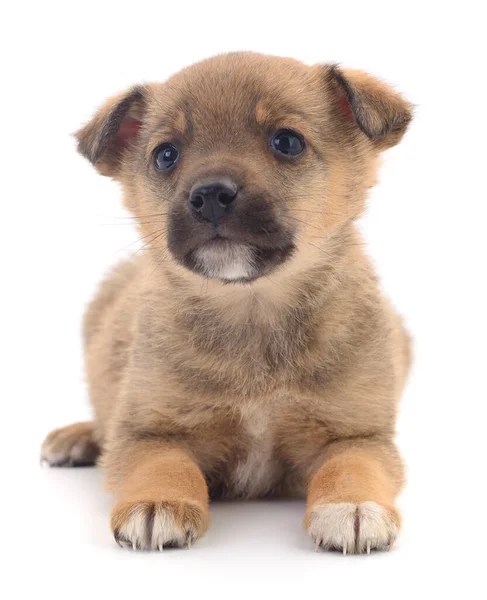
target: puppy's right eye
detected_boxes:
[153,143,179,171]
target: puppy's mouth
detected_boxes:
[183,236,295,283]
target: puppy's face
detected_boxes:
[77,53,411,283]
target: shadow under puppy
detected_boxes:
[41,52,412,554]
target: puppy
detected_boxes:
[41,52,412,554]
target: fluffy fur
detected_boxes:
[41,52,412,553]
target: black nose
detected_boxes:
[189,179,238,224]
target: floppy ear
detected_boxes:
[326,65,412,150]
[75,86,147,177]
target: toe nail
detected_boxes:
[114,530,123,548]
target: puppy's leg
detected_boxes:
[305,441,403,554]
[106,442,209,550]
[41,422,100,467]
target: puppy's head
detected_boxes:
[77,53,412,283]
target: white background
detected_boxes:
[2,1,486,598]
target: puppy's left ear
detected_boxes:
[325,65,413,150]
[75,86,147,177]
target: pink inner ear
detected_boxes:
[114,116,142,146]
[338,96,354,118]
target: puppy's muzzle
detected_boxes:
[189,178,238,225]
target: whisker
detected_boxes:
[146,247,169,281]
[116,228,168,256]
[132,230,167,257]
[306,241,335,259]
[106,212,170,220]
[284,215,324,233]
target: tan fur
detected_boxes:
[304,448,402,552]
[42,52,412,553]
[111,445,209,549]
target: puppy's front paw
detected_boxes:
[111,500,209,551]
[306,501,400,554]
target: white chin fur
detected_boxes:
[193,242,255,281]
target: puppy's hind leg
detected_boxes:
[41,422,100,467]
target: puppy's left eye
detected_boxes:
[270,129,305,157]
[153,143,180,171]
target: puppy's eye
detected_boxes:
[270,129,305,157]
[153,143,179,170]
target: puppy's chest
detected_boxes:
[228,405,280,499]
[170,309,326,397]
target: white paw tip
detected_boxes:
[117,503,196,551]
[308,501,398,555]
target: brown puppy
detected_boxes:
[41,52,412,554]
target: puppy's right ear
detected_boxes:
[75,86,146,177]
